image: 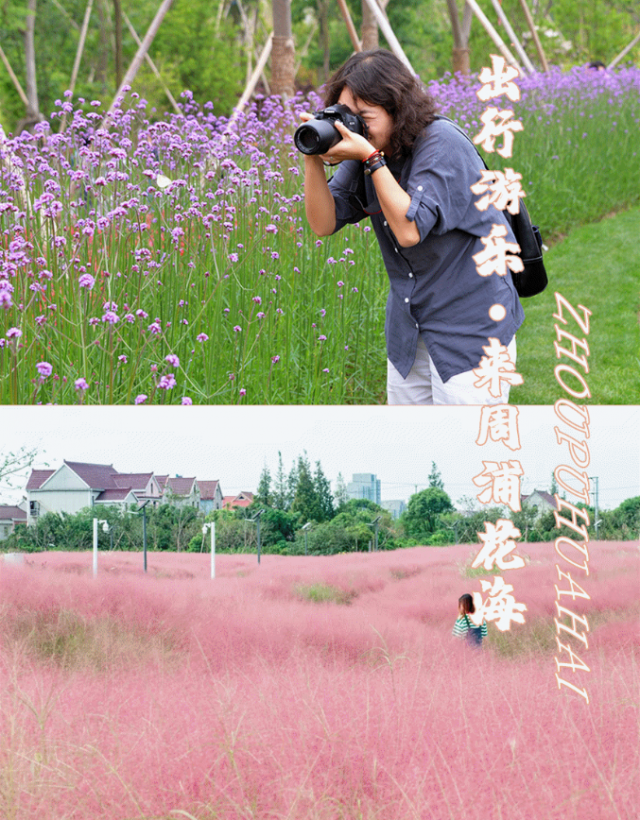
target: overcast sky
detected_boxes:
[1,404,638,510]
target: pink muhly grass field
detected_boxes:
[1,543,638,820]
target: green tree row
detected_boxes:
[6,489,638,555]
[1,0,638,132]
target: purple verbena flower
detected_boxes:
[158,374,176,390]
[36,362,53,377]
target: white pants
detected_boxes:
[387,336,517,405]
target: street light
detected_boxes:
[301,521,312,555]
[202,521,216,579]
[367,516,381,552]
[588,476,599,539]
[131,500,150,572]
[92,518,109,577]
[252,509,265,564]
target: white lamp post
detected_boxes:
[92,518,109,577]
[203,521,216,579]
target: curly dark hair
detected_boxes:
[323,49,438,160]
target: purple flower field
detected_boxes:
[1,67,639,404]
[1,541,637,818]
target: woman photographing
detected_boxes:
[300,48,524,405]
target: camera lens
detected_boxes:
[294,120,341,155]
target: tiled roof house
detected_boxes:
[0,504,27,541]
[522,490,557,511]
[26,461,161,524]
[222,491,254,510]
[162,476,200,508]
[197,480,224,513]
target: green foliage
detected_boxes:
[293,582,356,605]
[293,0,640,86]
[272,452,291,511]
[0,0,247,132]
[313,459,335,522]
[428,461,444,490]
[152,2,245,115]
[597,496,640,540]
[255,465,273,507]
[292,497,394,555]
[401,487,454,541]
[510,208,640,406]
[290,452,319,522]
[4,503,204,553]
[208,506,297,552]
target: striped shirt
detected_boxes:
[452,615,488,644]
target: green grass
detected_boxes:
[2,71,638,404]
[293,582,357,605]
[510,205,640,404]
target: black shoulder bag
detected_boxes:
[435,115,548,298]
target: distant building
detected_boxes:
[162,476,201,509]
[197,481,224,514]
[0,503,27,541]
[223,492,254,510]
[25,461,163,525]
[522,490,557,513]
[347,473,381,505]
[381,500,406,520]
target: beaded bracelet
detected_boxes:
[362,150,384,171]
[363,150,380,165]
[364,157,387,176]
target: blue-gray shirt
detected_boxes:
[328,117,525,382]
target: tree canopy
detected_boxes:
[1,0,637,133]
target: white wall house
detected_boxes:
[0,503,27,541]
[161,476,201,509]
[25,462,235,524]
[197,480,224,514]
[522,490,557,513]
[26,461,162,525]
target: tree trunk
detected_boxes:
[24,0,41,123]
[361,0,378,51]
[445,0,471,75]
[97,0,111,92]
[452,47,470,74]
[113,0,123,89]
[104,0,175,121]
[317,0,330,82]
[271,0,295,98]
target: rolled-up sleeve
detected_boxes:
[403,122,489,242]
[327,160,367,232]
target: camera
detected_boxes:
[294,104,368,155]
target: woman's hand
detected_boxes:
[298,112,374,165]
[321,120,374,164]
